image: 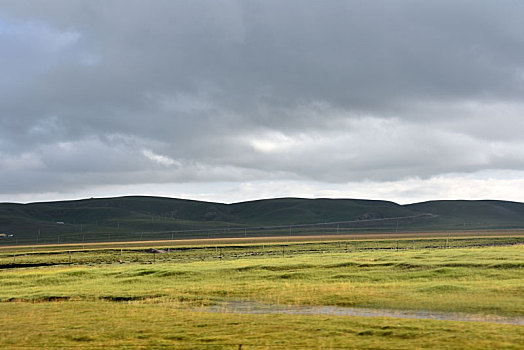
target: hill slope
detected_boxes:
[1,196,523,244]
[406,200,524,230]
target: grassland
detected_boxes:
[1,302,522,349]
[0,236,522,349]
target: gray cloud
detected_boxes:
[1,0,524,197]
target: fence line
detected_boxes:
[0,214,438,246]
[1,237,522,267]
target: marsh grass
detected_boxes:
[0,301,522,349]
[0,242,522,314]
[0,238,523,348]
[0,236,521,266]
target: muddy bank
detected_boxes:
[0,262,63,269]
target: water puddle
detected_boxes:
[201,301,524,325]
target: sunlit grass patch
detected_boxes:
[0,301,522,349]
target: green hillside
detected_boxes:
[406,200,524,230]
[229,198,414,225]
[1,196,523,245]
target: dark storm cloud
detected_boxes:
[1,0,524,195]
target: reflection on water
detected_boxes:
[201,301,524,325]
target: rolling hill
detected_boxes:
[1,196,524,245]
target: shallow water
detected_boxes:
[201,301,524,325]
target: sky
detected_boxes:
[1,0,524,204]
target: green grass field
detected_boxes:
[0,236,522,349]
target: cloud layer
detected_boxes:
[1,1,524,202]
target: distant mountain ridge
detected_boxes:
[1,196,524,244]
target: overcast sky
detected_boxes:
[1,0,524,204]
